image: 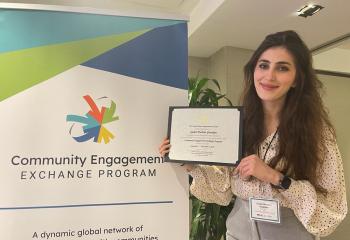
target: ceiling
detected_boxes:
[188,0,350,57]
[1,0,349,74]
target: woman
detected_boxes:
[159,30,347,239]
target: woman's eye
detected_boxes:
[258,63,269,69]
[278,65,289,71]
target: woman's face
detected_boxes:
[254,47,296,106]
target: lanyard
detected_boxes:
[261,129,278,161]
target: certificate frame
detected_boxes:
[165,106,243,166]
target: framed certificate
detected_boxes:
[165,106,243,166]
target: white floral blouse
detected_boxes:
[189,130,347,237]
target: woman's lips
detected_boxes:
[260,82,279,91]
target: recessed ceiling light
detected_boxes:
[297,4,324,18]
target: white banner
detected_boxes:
[0,8,188,240]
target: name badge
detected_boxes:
[249,197,280,223]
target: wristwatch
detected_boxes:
[275,175,291,190]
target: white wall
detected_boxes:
[208,46,253,104]
[188,56,209,79]
[225,47,252,104]
[313,48,350,74]
[319,74,350,240]
[189,46,252,105]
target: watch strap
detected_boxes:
[273,174,291,190]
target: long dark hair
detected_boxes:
[241,30,334,192]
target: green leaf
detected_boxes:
[209,78,221,91]
[195,77,209,92]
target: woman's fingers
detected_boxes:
[158,143,170,152]
[160,149,170,157]
[158,139,169,149]
[236,158,253,180]
[158,138,171,156]
[159,139,169,147]
[184,164,194,172]
[159,144,171,156]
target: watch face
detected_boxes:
[281,176,291,189]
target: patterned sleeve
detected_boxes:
[231,176,276,199]
[189,165,233,206]
[278,132,348,237]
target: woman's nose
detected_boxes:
[265,68,276,80]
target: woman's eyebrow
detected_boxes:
[258,59,292,65]
[276,61,292,65]
[258,59,270,63]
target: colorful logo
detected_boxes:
[66,95,119,144]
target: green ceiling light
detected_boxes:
[297,4,324,17]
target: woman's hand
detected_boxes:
[183,164,195,172]
[235,154,282,185]
[158,138,195,172]
[158,138,171,157]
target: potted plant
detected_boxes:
[188,75,235,240]
[188,76,232,107]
